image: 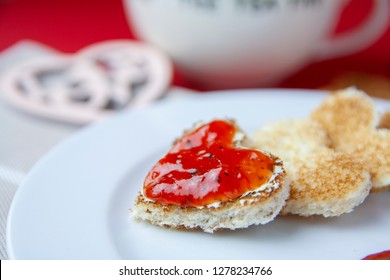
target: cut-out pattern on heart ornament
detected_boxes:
[1,40,172,124]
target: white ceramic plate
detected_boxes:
[6,89,390,260]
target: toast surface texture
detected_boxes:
[311,88,390,190]
[252,119,371,217]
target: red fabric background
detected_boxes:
[0,0,389,91]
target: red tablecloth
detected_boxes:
[0,0,389,91]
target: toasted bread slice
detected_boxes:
[321,72,390,100]
[133,156,287,233]
[132,120,289,233]
[311,88,390,190]
[252,119,371,217]
[379,112,390,129]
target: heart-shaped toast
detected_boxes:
[312,88,390,190]
[252,118,371,217]
[133,119,289,233]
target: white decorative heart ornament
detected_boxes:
[1,40,172,124]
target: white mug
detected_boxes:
[124,0,390,89]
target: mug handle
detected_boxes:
[314,0,390,61]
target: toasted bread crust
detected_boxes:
[379,112,390,129]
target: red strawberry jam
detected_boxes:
[143,120,275,207]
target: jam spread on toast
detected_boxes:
[143,120,274,207]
